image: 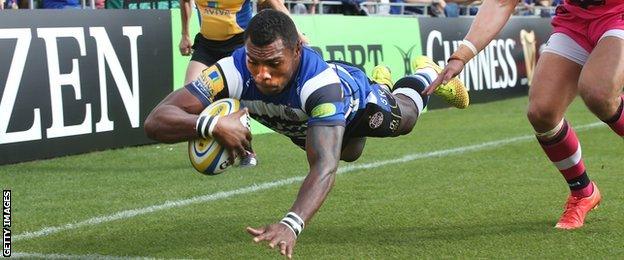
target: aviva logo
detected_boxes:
[205,1,231,15]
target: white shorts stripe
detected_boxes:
[599,29,624,43]
[553,145,582,170]
[542,33,589,66]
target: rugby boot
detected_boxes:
[370,65,394,92]
[411,56,469,109]
[239,151,258,168]
[555,181,601,230]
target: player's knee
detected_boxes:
[578,84,617,118]
[394,95,417,135]
[579,85,609,105]
[341,138,365,162]
[526,102,560,129]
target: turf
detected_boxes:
[3,96,623,258]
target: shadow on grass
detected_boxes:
[310,219,559,245]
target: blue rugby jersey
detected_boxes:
[186,46,376,148]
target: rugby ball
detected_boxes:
[188,98,241,175]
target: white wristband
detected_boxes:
[207,116,220,137]
[196,115,220,139]
[280,212,305,237]
[461,40,479,56]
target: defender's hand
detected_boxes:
[212,108,252,164]
[247,223,297,259]
[423,59,465,96]
[179,35,193,56]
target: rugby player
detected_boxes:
[145,9,468,258]
[424,0,624,229]
[180,0,302,165]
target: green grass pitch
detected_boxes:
[3,96,623,258]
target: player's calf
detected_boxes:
[602,95,624,138]
[536,119,593,198]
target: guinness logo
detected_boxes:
[520,30,537,87]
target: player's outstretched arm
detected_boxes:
[423,0,517,95]
[145,88,205,143]
[144,88,251,158]
[246,125,344,259]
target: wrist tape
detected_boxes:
[195,115,220,139]
[280,212,305,237]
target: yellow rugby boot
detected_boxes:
[411,56,469,109]
[370,65,394,91]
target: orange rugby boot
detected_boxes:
[555,181,601,230]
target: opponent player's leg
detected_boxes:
[528,36,599,229]
[184,61,209,85]
[183,41,219,84]
[578,32,624,138]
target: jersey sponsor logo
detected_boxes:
[568,0,604,8]
[284,107,299,121]
[254,116,308,138]
[199,66,225,99]
[242,100,307,122]
[203,2,232,16]
[190,79,211,102]
[311,103,337,118]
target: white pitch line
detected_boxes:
[14,122,604,242]
[12,252,156,259]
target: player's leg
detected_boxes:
[527,33,600,230]
[183,36,226,84]
[341,137,366,162]
[578,31,624,138]
[411,56,469,109]
[183,40,217,84]
[339,62,444,161]
[184,61,209,84]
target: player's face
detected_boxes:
[246,38,300,96]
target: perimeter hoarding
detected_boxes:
[0,10,172,164]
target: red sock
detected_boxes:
[605,95,624,137]
[538,121,593,197]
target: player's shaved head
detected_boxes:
[245,9,299,49]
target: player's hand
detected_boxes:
[247,223,297,259]
[179,35,193,56]
[212,108,252,164]
[422,58,465,96]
